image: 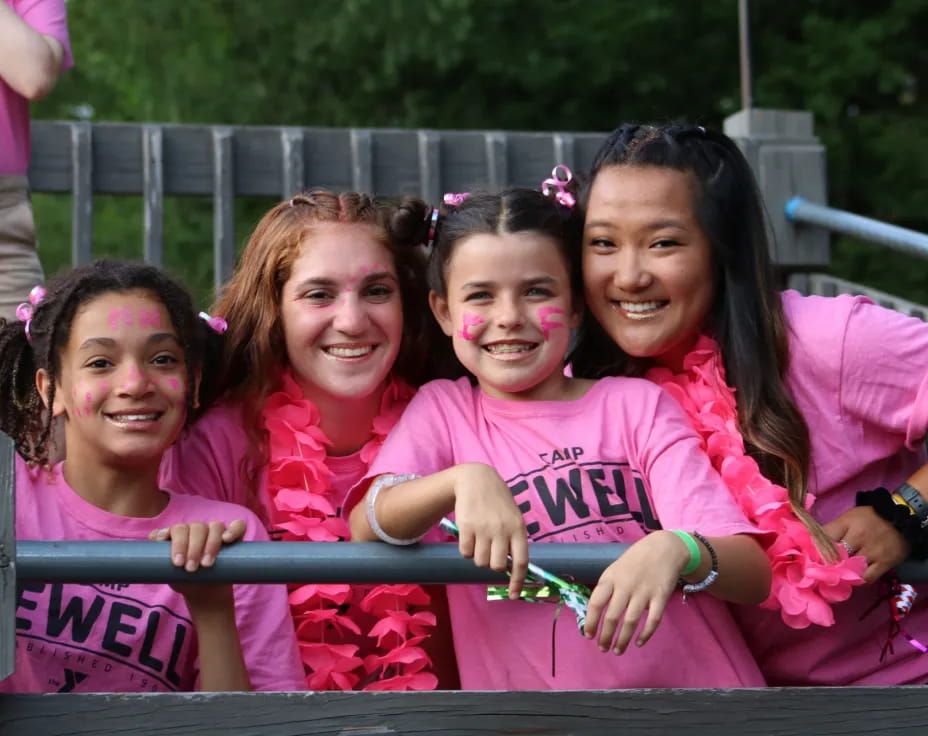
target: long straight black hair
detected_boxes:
[570,123,832,558]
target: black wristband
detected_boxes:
[857,487,928,560]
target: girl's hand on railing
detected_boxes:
[452,463,529,600]
[149,519,247,573]
[582,531,686,654]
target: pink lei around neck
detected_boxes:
[262,372,438,691]
[646,335,867,629]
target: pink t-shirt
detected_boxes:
[361,376,767,690]
[160,403,369,520]
[1,0,74,174]
[160,404,413,678]
[732,291,928,685]
[1,456,305,693]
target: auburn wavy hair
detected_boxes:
[211,190,435,496]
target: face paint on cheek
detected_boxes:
[457,312,485,341]
[165,377,186,407]
[537,306,566,341]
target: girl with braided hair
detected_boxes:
[0,260,303,693]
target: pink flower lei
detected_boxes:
[646,335,867,629]
[262,372,438,691]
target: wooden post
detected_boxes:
[723,109,829,270]
[0,432,15,681]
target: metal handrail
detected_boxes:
[785,197,928,261]
[15,539,928,584]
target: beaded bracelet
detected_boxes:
[366,473,423,546]
[680,531,719,600]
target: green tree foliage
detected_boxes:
[29,0,928,304]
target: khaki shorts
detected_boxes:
[0,175,45,323]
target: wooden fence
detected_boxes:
[29,121,605,288]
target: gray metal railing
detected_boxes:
[788,273,928,320]
[14,540,622,585]
[785,196,928,261]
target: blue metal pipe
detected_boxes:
[785,197,928,260]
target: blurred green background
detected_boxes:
[31,0,928,307]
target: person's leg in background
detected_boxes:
[0,175,45,323]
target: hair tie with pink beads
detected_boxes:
[540,165,576,208]
[15,285,46,343]
[442,192,470,207]
[198,311,228,334]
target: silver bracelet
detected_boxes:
[366,473,423,546]
[681,531,719,600]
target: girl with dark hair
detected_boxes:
[159,190,453,692]
[348,186,771,690]
[573,122,928,685]
[0,260,303,693]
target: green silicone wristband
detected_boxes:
[670,530,702,577]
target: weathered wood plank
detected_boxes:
[484,131,508,190]
[212,127,235,290]
[724,109,829,268]
[280,128,305,199]
[70,122,93,265]
[0,433,14,681]
[350,129,374,193]
[552,132,576,172]
[2,688,928,736]
[142,125,164,266]
[417,130,441,203]
[30,122,605,197]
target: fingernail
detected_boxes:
[614,647,623,655]
[185,560,197,572]
[637,639,645,647]
[201,554,214,567]
[173,553,184,566]
[599,646,607,653]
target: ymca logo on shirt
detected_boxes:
[15,582,196,692]
[507,445,661,542]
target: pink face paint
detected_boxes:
[108,307,133,330]
[538,306,567,341]
[457,312,485,341]
[138,308,162,327]
[167,377,179,391]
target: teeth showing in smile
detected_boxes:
[484,343,535,354]
[326,346,373,358]
[106,414,160,422]
[617,300,668,320]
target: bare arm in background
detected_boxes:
[0,1,65,100]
